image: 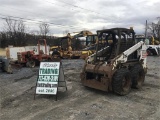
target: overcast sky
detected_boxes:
[0,0,160,36]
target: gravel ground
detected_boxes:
[0,57,160,120]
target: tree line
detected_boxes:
[0,17,82,50]
[146,17,160,41]
[1,17,159,48]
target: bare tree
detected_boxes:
[102,26,106,29]
[0,32,8,47]
[148,18,160,41]
[3,17,27,46]
[39,22,50,38]
[63,30,69,36]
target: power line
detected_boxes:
[48,0,102,15]
[0,0,118,32]
[0,14,112,34]
[49,0,116,18]
[0,5,71,21]
[0,0,118,29]
[0,13,81,29]
[0,15,88,33]
[1,0,112,19]
[43,0,119,22]
[0,4,115,25]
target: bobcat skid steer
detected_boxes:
[81,28,147,95]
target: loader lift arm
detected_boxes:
[114,41,147,64]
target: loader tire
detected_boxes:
[26,60,35,68]
[1,62,5,72]
[112,68,132,96]
[131,64,145,89]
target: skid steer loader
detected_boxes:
[81,28,147,95]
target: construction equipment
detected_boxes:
[81,45,96,59]
[80,34,98,59]
[51,30,95,59]
[50,33,79,59]
[0,56,13,73]
[73,30,93,38]
[17,39,51,67]
[81,28,147,95]
[85,34,98,46]
[135,34,160,55]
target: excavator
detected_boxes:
[50,30,97,59]
[80,34,98,59]
[51,33,80,59]
[81,27,147,95]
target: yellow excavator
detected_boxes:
[80,34,98,59]
[50,33,74,58]
[50,30,97,59]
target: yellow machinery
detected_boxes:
[135,35,160,55]
[135,34,159,45]
[81,34,98,59]
[51,30,98,59]
[50,33,75,58]
[150,36,160,45]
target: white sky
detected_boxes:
[0,0,160,36]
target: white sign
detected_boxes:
[36,62,60,95]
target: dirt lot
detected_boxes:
[0,56,160,120]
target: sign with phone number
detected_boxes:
[36,62,60,95]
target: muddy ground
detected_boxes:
[0,56,160,120]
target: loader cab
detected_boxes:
[86,34,97,46]
[59,35,72,51]
[95,28,135,63]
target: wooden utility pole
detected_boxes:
[157,17,160,41]
[145,20,147,38]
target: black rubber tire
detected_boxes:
[112,68,132,96]
[71,56,80,59]
[27,51,31,57]
[1,62,5,72]
[147,50,152,56]
[52,51,61,58]
[26,60,35,68]
[131,64,145,89]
